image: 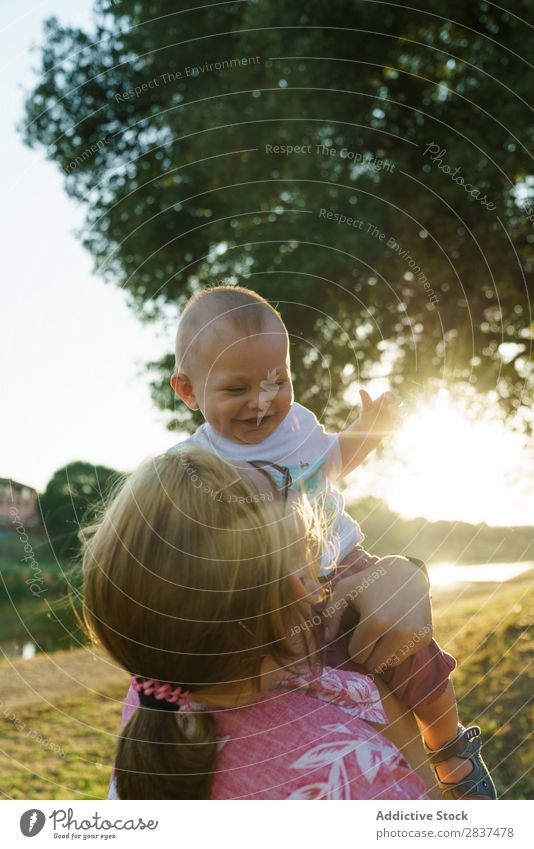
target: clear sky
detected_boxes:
[1,0,174,492]
[2,2,532,527]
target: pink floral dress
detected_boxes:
[109,667,428,800]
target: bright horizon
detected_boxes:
[2,1,532,529]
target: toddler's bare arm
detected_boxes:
[337,389,403,477]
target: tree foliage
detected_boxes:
[22,0,533,430]
[39,461,122,558]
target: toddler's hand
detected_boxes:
[358,388,404,440]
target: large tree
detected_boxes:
[40,461,122,558]
[23,0,533,431]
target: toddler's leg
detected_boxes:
[381,652,496,798]
[415,679,459,751]
[415,680,472,784]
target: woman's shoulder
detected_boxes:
[210,668,428,800]
[275,665,387,721]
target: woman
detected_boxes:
[82,447,434,799]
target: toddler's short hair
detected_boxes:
[174,285,286,374]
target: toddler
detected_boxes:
[170,284,496,800]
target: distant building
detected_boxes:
[0,478,39,528]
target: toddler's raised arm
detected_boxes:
[337,389,403,477]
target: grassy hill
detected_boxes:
[432,574,533,800]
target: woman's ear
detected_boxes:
[286,571,308,599]
[287,571,325,606]
[170,373,200,411]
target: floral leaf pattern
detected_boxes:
[278,666,387,724]
[280,669,424,800]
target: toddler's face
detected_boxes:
[184,324,293,444]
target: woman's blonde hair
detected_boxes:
[82,446,321,799]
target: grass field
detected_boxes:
[0,570,532,800]
[432,573,533,800]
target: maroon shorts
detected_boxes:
[319,547,456,709]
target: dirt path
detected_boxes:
[1,646,129,711]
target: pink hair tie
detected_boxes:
[132,676,193,712]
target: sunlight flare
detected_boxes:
[347,390,532,526]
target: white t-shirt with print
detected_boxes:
[172,402,363,573]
